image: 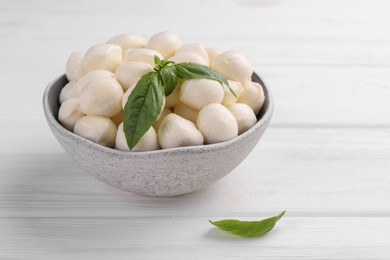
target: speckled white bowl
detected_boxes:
[43,73,273,196]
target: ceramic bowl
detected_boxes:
[43,73,273,196]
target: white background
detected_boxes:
[1,0,390,259]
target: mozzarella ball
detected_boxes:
[206,47,221,64]
[58,98,85,131]
[146,31,181,59]
[81,43,122,73]
[227,103,257,134]
[173,102,199,123]
[153,107,172,131]
[115,123,159,152]
[59,81,77,104]
[74,116,117,147]
[165,83,180,108]
[169,52,208,66]
[114,124,128,151]
[155,97,166,120]
[115,61,153,91]
[177,43,209,62]
[237,81,265,115]
[179,78,224,110]
[196,103,238,144]
[79,77,124,117]
[221,80,243,106]
[212,50,253,84]
[76,70,114,95]
[121,83,136,109]
[65,52,85,81]
[158,114,204,149]
[110,110,123,126]
[124,48,163,66]
[107,33,145,55]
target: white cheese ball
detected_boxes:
[158,113,204,149]
[222,80,243,106]
[79,77,124,117]
[227,103,257,134]
[237,81,265,115]
[74,116,117,148]
[146,31,181,59]
[196,103,238,144]
[65,52,85,81]
[212,50,253,84]
[173,102,199,123]
[121,83,136,110]
[179,78,224,110]
[153,107,172,131]
[124,48,163,66]
[177,43,209,62]
[115,61,153,91]
[107,33,145,55]
[81,43,122,73]
[169,52,208,66]
[165,83,180,108]
[58,98,85,131]
[206,47,221,65]
[110,110,123,126]
[59,81,77,104]
[76,70,114,95]
[115,123,159,152]
[156,98,166,121]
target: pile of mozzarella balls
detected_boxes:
[59,32,265,151]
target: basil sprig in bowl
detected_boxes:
[43,71,273,197]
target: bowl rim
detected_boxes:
[43,73,273,157]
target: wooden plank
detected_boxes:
[1,216,389,259]
[1,128,389,217]
[261,66,390,126]
[1,0,390,74]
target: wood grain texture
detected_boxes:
[1,128,389,218]
[1,216,389,259]
[1,0,390,259]
[1,0,390,66]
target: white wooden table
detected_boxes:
[1,0,390,259]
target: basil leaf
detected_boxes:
[154,55,162,68]
[174,62,236,97]
[154,55,175,71]
[123,71,164,149]
[153,55,161,66]
[122,58,233,150]
[159,65,178,96]
[209,211,285,238]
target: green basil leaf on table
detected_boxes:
[209,211,286,238]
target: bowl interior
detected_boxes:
[45,72,272,150]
